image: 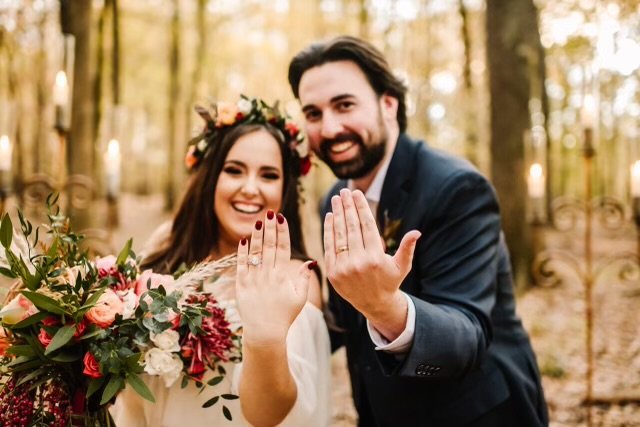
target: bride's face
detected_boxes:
[214,129,284,245]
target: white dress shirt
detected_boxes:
[347,159,416,354]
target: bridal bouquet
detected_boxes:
[0,197,241,426]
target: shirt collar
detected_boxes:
[347,154,392,204]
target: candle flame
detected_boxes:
[529,163,543,178]
[55,71,68,88]
[107,139,121,157]
[0,135,10,150]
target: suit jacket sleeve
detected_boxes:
[380,169,501,379]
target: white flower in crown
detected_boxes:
[196,139,208,152]
[237,98,253,115]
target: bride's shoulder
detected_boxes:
[140,221,173,257]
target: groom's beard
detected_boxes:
[319,120,388,180]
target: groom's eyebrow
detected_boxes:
[301,94,353,113]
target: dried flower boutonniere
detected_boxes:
[381,210,403,254]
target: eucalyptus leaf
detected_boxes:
[222,405,232,421]
[0,214,13,249]
[44,325,76,355]
[100,376,125,405]
[202,396,219,408]
[21,290,68,315]
[127,373,155,403]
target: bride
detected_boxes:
[111,97,330,427]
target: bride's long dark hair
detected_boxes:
[142,123,310,274]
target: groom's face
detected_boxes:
[297,60,396,180]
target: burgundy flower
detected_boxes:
[180,295,234,380]
[42,316,61,327]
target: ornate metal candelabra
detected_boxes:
[531,127,639,426]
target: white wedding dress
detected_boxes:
[111,224,332,427]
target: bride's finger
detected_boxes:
[236,237,249,284]
[294,260,315,300]
[262,210,277,269]
[248,219,264,270]
[275,213,291,267]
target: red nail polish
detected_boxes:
[277,213,285,224]
[255,220,263,230]
[240,238,247,246]
[267,210,275,220]
[308,260,318,270]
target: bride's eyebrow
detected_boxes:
[223,160,245,167]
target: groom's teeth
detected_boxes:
[330,141,355,154]
[232,203,262,214]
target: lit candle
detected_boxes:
[528,163,545,199]
[0,135,12,172]
[631,161,640,197]
[53,71,69,107]
[104,139,121,197]
[581,94,596,129]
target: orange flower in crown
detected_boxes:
[184,95,311,176]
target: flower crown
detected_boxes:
[185,96,312,176]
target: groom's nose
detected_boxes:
[320,111,343,139]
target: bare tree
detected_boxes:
[486,0,545,288]
[166,0,180,210]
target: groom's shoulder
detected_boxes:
[407,135,486,187]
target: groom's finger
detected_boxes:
[331,195,349,258]
[340,189,365,253]
[352,190,383,252]
[323,212,336,271]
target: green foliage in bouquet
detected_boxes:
[0,195,241,426]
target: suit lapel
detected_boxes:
[377,135,418,252]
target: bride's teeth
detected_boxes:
[233,203,261,214]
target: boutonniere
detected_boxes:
[381,210,403,254]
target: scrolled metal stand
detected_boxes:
[531,129,640,426]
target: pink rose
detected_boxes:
[73,318,88,340]
[82,352,102,379]
[38,328,53,348]
[85,289,124,328]
[135,270,175,296]
[0,294,39,325]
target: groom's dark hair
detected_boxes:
[288,35,408,133]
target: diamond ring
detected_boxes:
[336,245,349,254]
[248,255,262,267]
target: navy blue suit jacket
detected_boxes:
[322,135,548,426]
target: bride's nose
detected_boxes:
[240,176,259,197]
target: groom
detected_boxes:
[288,36,548,426]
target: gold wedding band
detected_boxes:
[336,246,349,254]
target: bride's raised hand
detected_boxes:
[236,210,315,346]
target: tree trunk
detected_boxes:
[166,0,180,210]
[62,0,94,229]
[111,0,120,105]
[458,0,479,167]
[486,0,543,289]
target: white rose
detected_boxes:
[237,98,252,115]
[150,329,180,352]
[143,348,183,387]
[118,289,138,320]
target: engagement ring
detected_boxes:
[248,255,262,266]
[336,245,349,254]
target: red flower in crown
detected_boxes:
[285,122,299,139]
[300,155,312,176]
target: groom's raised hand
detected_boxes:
[324,189,421,341]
